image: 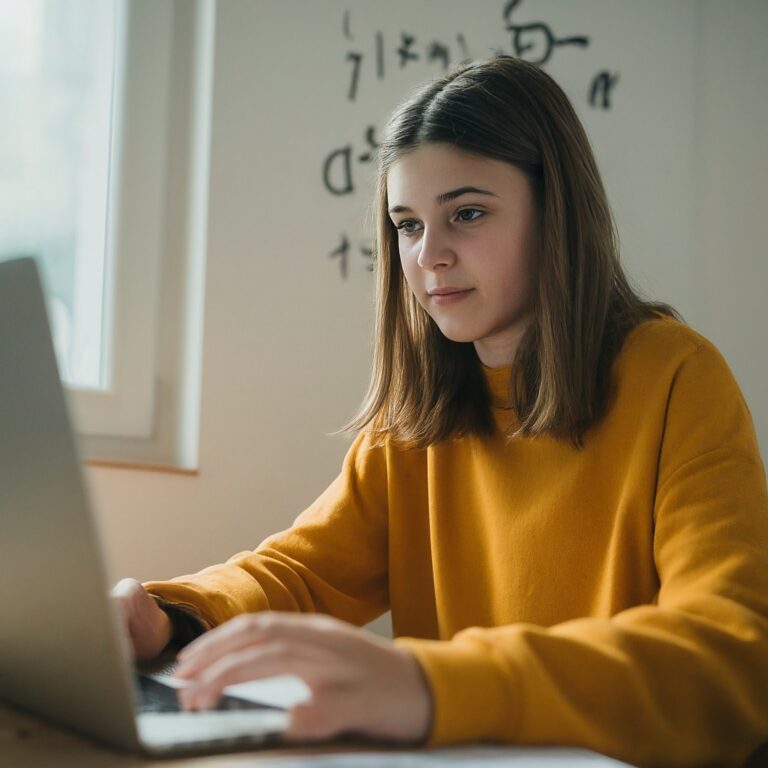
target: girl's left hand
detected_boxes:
[174,611,433,744]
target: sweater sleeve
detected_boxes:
[396,341,768,768]
[144,431,390,630]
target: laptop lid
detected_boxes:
[0,257,294,756]
[0,257,142,750]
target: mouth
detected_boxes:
[427,288,474,305]
[427,287,472,296]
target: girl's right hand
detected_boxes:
[111,578,173,662]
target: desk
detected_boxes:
[4,702,768,767]
[0,702,331,767]
[0,703,441,767]
[0,702,626,767]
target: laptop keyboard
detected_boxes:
[135,674,280,714]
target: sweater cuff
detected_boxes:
[394,635,523,746]
[147,595,212,649]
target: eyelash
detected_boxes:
[394,207,485,235]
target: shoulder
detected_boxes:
[604,314,755,434]
[597,316,764,490]
[618,315,716,368]
[613,315,736,394]
[610,315,754,435]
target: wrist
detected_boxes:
[151,597,209,649]
[157,607,173,649]
[397,646,433,744]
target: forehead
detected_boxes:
[386,143,529,203]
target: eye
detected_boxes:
[455,208,484,223]
[394,219,423,236]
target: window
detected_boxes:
[0,0,214,468]
[0,0,114,390]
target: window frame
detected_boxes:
[68,0,173,439]
[71,0,214,471]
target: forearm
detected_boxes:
[144,433,391,629]
[397,602,768,767]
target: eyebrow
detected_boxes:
[388,186,498,214]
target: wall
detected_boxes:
[87,1,768,639]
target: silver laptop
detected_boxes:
[0,257,291,754]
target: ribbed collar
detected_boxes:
[482,363,516,410]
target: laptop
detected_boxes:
[0,256,301,754]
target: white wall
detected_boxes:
[88,2,768,641]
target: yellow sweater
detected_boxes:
[145,317,768,767]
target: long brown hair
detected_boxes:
[344,55,682,449]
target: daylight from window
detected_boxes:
[0,0,116,389]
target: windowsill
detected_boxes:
[84,458,199,476]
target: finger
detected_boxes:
[175,615,275,678]
[177,640,331,711]
[110,577,142,599]
[111,580,141,628]
[177,612,354,675]
[111,586,141,653]
[112,580,148,629]
[283,697,352,743]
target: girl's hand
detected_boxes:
[174,612,432,744]
[111,578,173,662]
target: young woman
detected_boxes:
[114,56,768,766]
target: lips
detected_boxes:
[427,287,474,305]
[427,287,471,296]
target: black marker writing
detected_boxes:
[427,41,451,70]
[330,234,350,280]
[323,126,379,196]
[329,3,618,279]
[360,244,374,272]
[589,70,619,110]
[323,146,354,195]
[503,0,589,65]
[398,32,419,67]
[329,235,375,279]
[456,33,471,62]
[346,51,363,101]
[357,125,379,163]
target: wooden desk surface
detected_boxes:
[0,703,390,767]
[5,702,768,767]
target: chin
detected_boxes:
[434,324,481,344]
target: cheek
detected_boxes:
[492,231,535,290]
[500,260,532,301]
[399,255,434,314]
[399,247,420,289]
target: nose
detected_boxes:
[417,227,456,271]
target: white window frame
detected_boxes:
[70,0,214,469]
[68,0,171,438]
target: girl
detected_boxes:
[114,56,768,766]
